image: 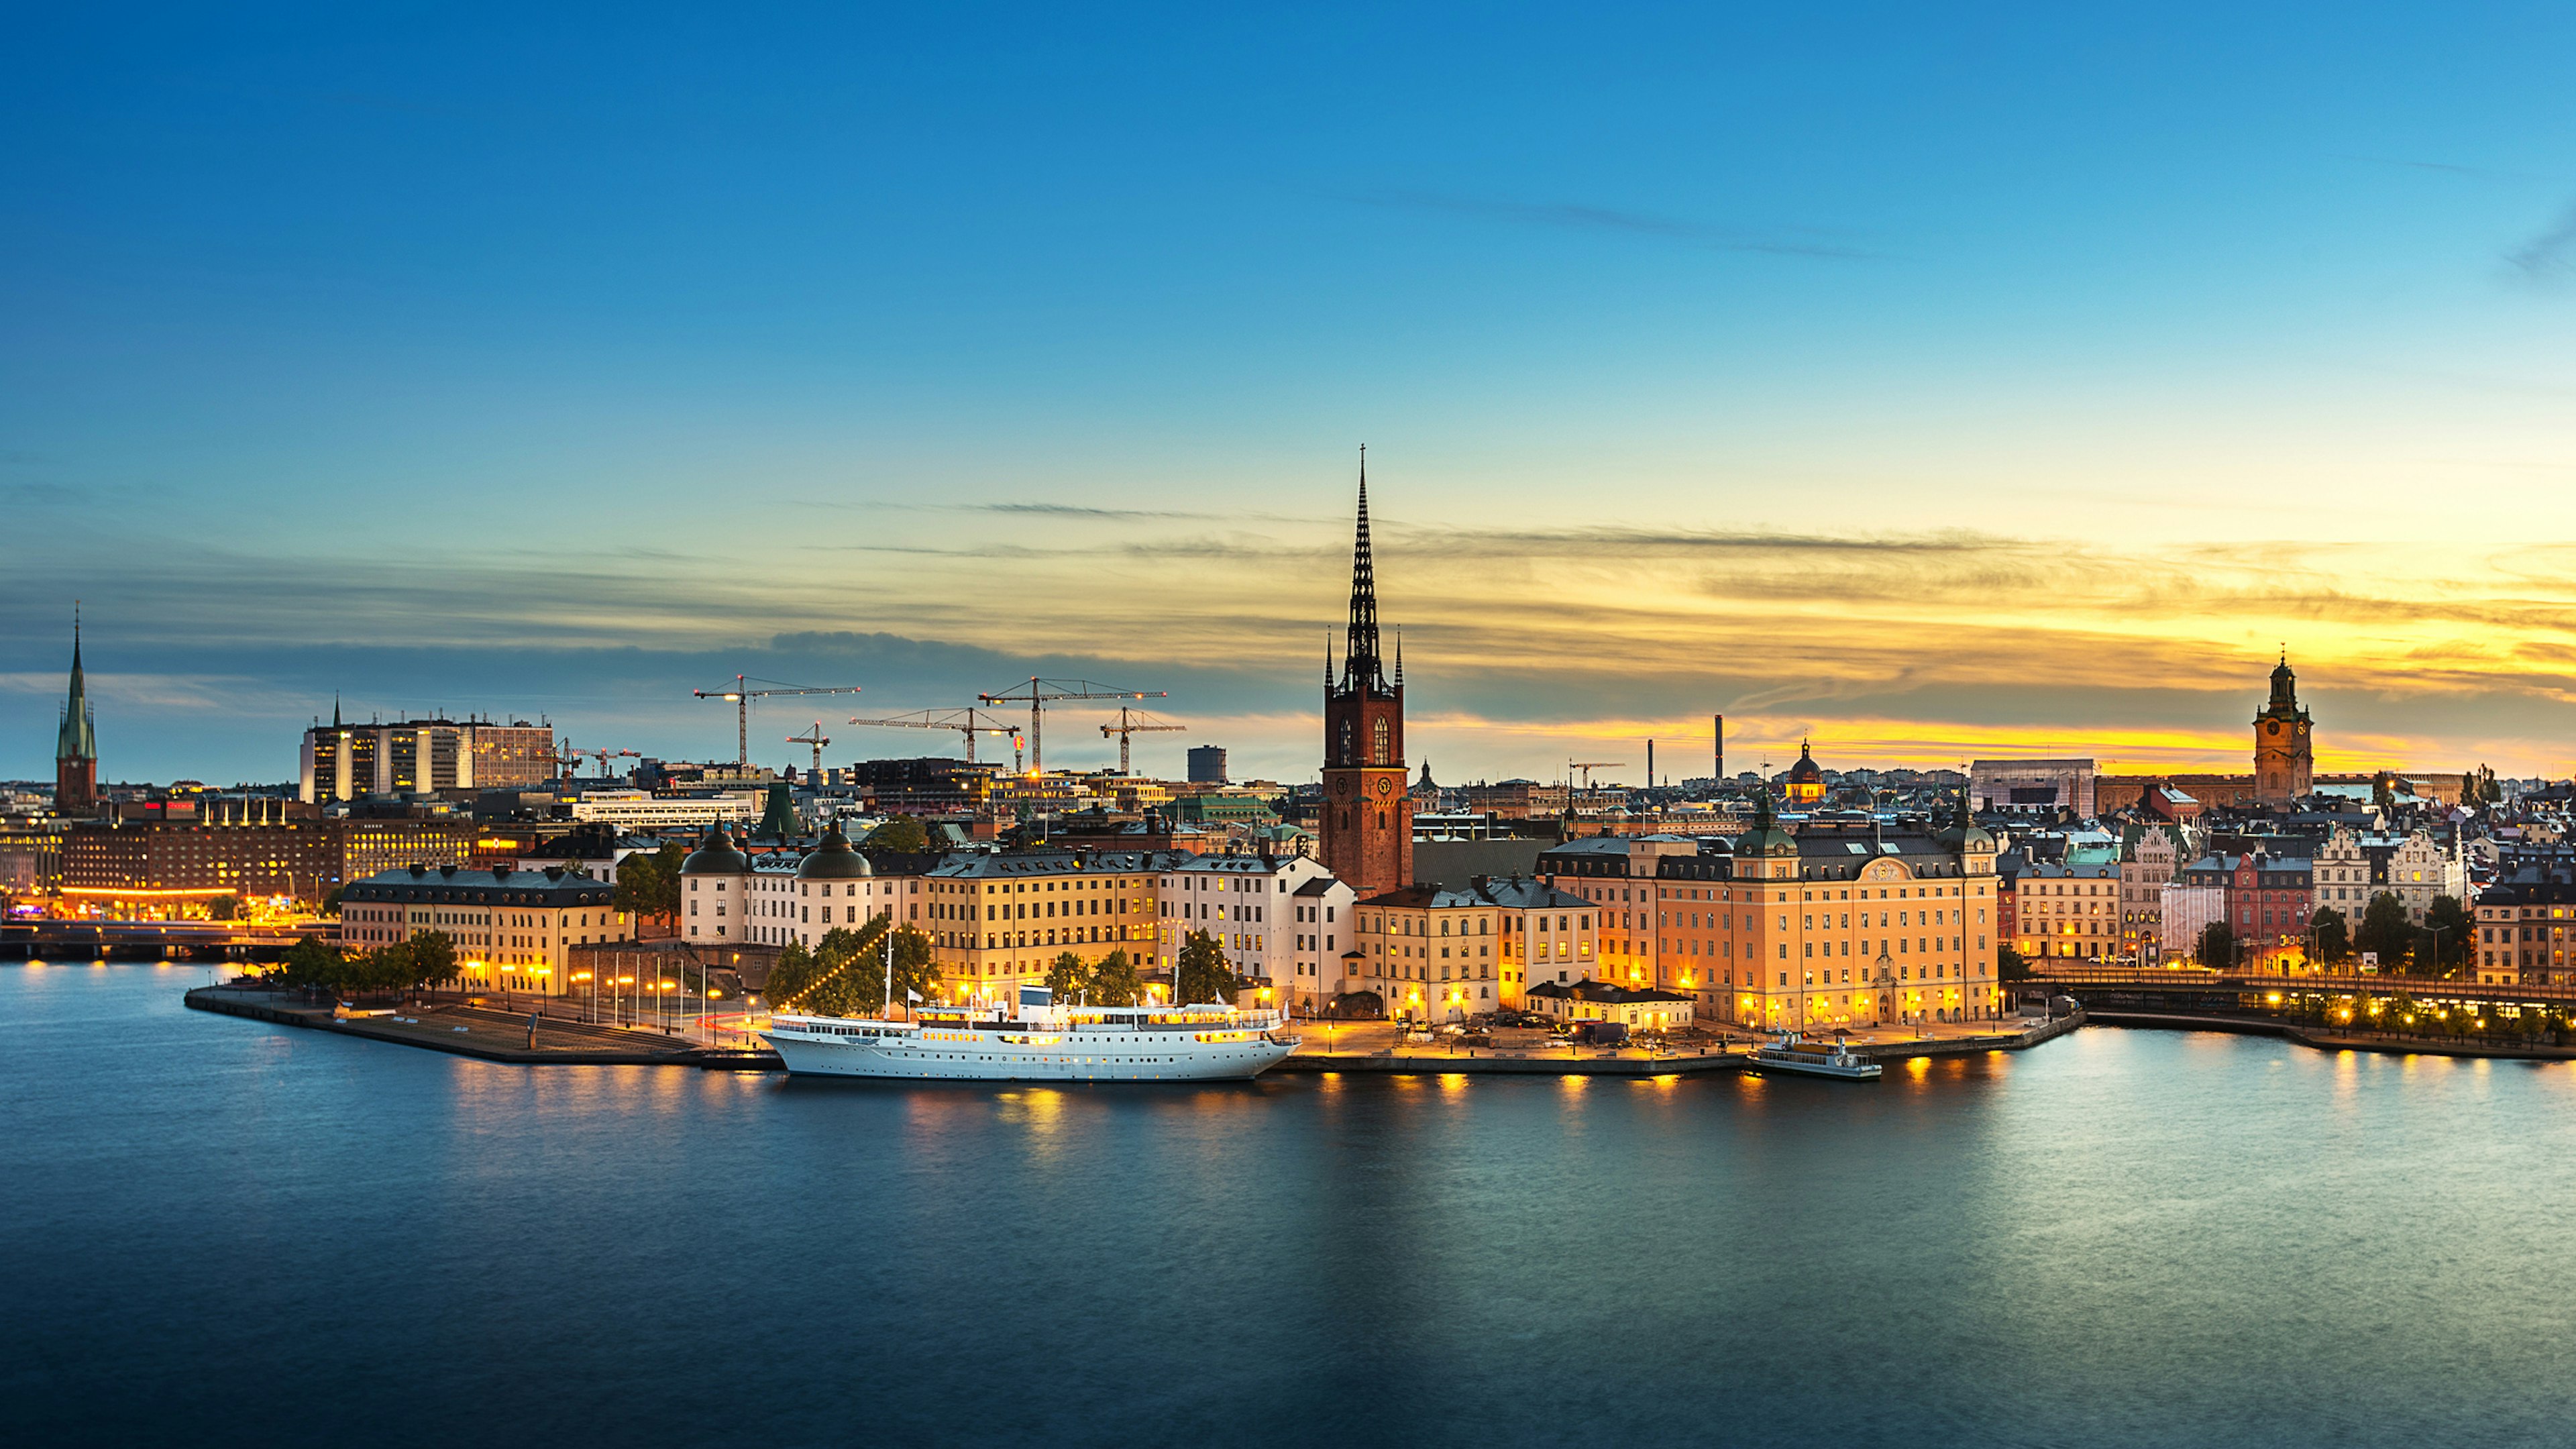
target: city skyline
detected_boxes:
[9,5,2576,782]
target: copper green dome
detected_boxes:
[1935,790,1994,853]
[680,822,750,875]
[794,819,873,879]
[1734,791,1797,856]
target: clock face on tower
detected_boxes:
[1375,776,1393,797]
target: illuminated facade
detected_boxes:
[1152,853,1346,1008]
[926,849,1173,1004]
[299,712,558,802]
[1781,741,1826,806]
[339,863,627,996]
[62,817,475,912]
[1352,884,1505,1021]
[1653,794,2003,1028]
[2477,881,2576,985]
[2118,824,2182,963]
[1538,833,1707,991]
[2013,861,2120,963]
[678,823,930,951]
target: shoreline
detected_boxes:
[1277,1009,2085,1076]
[189,981,2088,1077]
[2085,1008,2576,1061]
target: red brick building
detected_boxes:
[1320,456,1411,898]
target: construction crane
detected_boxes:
[692,677,860,765]
[787,723,831,779]
[848,707,1023,769]
[538,740,638,784]
[576,747,639,780]
[1568,761,1626,790]
[1098,706,1185,775]
[977,678,1165,777]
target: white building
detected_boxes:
[572,790,762,831]
[1287,874,1359,1012]
[2159,881,2228,961]
[1970,758,2097,816]
[2121,824,2184,965]
[1153,852,1344,1006]
[677,822,924,951]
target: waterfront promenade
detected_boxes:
[184,985,749,1065]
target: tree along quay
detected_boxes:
[2065,983,2576,1059]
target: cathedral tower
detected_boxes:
[1320,452,1411,896]
[2252,652,2312,805]
[55,608,98,816]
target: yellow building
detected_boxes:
[1656,795,2002,1028]
[924,849,1175,1006]
[1350,883,1503,1022]
[338,863,629,996]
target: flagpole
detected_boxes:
[884,932,894,1021]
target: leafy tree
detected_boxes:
[777,927,869,1014]
[2426,895,2474,973]
[2308,907,2350,966]
[2355,892,2414,972]
[1088,949,1140,1007]
[279,936,347,991]
[366,938,417,994]
[1175,930,1240,1006]
[610,843,688,934]
[1046,950,1091,1000]
[1997,943,2031,981]
[865,815,930,855]
[408,929,460,991]
[2196,920,2235,970]
[207,894,238,921]
[887,926,938,1007]
[321,885,345,916]
[766,938,817,1003]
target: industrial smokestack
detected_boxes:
[1714,714,1724,783]
[1647,739,1655,788]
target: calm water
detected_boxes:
[7,963,2575,1448]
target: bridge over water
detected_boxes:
[3,918,328,961]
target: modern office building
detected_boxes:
[299,708,557,802]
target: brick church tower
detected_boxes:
[55,608,98,816]
[2252,652,2312,806]
[1320,453,1412,896]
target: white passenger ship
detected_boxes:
[764,985,1301,1082]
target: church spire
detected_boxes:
[56,603,94,765]
[1340,445,1389,693]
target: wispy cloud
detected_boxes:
[1356,190,1883,260]
[2507,200,2576,280]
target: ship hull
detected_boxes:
[765,1028,1298,1082]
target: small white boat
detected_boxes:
[1748,1030,1881,1081]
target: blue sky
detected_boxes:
[7,3,2575,786]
